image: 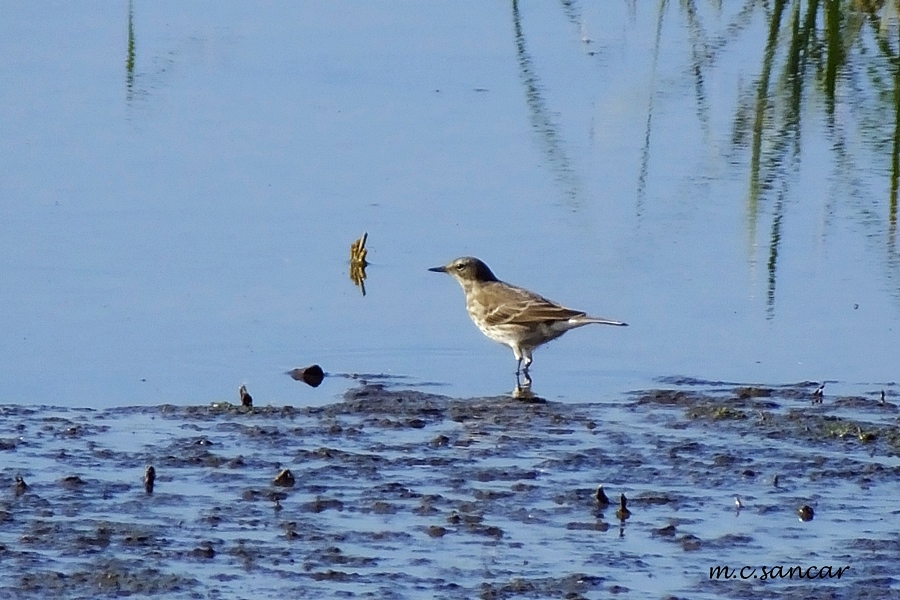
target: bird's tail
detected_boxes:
[581,316,628,327]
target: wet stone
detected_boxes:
[188,543,216,559]
[652,524,678,537]
[303,498,344,513]
[272,469,295,487]
[734,386,773,399]
[60,475,86,489]
[286,364,325,388]
[369,501,397,514]
[426,525,448,537]
[680,534,702,551]
[566,521,610,532]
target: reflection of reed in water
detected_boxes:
[126,0,135,102]
[720,1,900,312]
[633,1,900,311]
[511,0,581,206]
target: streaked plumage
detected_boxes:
[429,256,627,374]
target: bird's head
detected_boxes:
[429,256,499,284]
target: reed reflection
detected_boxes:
[511,0,581,206]
[125,0,135,102]
[662,0,900,312]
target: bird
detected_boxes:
[429,257,627,375]
[615,494,631,520]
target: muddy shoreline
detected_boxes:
[1,381,898,598]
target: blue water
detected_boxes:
[1,2,898,407]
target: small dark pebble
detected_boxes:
[371,501,396,514]
[798,505,815,521]
[239,384,253,407]
[304,497,344,513]
[123,534,151,545]
[430,434,450,447]
[189,543,215,559]
[242,489,263,501]
[566,521,610,531]
[414,503,439,516]
[652,524,677,537]
[273,469,296,487]
[615,494,631,521]
[469,524,503,538]
[448,510,483,525]
[680,534,702,551]
[712,454,736,466]
[61,475,86,489]
[426,526,447,537]
[286,364,325,387]
[143,465,155,494]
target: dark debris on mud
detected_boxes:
[0,382,898,599]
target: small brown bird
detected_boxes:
[429,257,627,374]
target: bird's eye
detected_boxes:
[455,264,465,270]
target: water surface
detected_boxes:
[2,2,898,405]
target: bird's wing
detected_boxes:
[481,285,585,326]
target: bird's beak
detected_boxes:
[428,265,447,273]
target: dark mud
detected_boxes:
[1,381,898,598]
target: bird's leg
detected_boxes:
[515,356,523,376]
[522,355,533,374]
[521,369,532,387]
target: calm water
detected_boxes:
[2,2,899,406]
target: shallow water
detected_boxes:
[2,383,898,598]
[1,3,899,407]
